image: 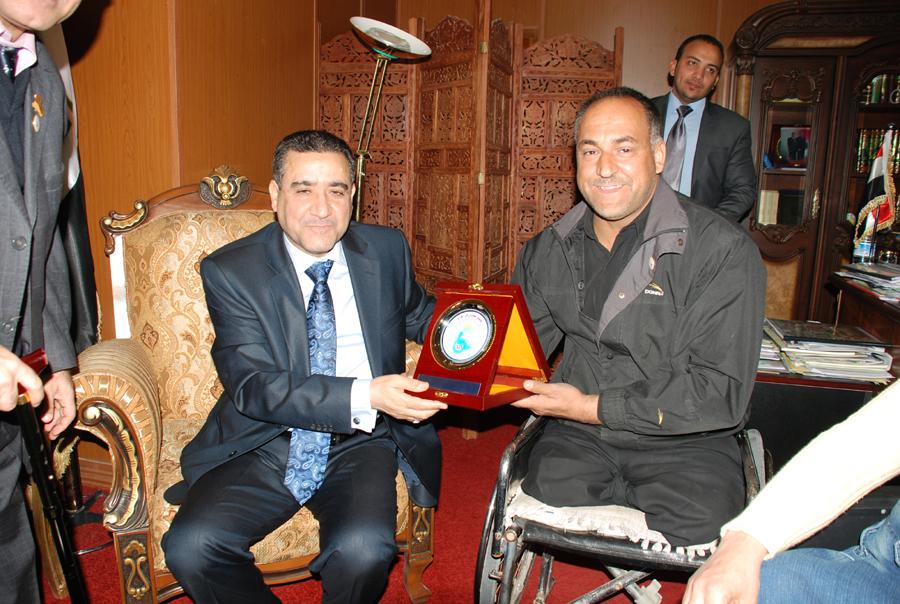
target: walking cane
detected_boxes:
[17,349,89,603]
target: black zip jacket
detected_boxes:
[513,181,766,448]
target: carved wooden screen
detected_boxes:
[510,30,623,269]
[318,30,417,238]
[413,16,515,291]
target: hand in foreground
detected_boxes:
[682,530,768,604]
[42,370,76,440]
[511,380,601,424]
[371,374,447,424]
[0,345,44,412]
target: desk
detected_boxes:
[748,373,877,474]
[830,273,900,372]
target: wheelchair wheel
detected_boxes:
[475,486,536,603]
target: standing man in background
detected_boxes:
[653,34,757,222]
[0,1,84,603]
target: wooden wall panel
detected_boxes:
[64,0,176,342]
[397,0,476,31]
[65,0,317,341]
[174,0,316,187]
[319,0,364,44]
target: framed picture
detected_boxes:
[769,125,812,169]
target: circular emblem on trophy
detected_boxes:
[432,300,496,369]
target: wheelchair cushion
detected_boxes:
[504,485,718,558]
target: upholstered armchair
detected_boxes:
[72,167,434,603]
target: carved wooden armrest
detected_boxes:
[73,339,161,533]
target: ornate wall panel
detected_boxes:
[414,16,479,291]
[318,30,416,237]
[481,20,516,285]
[511,31,622,269]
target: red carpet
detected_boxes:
[44,410,687,602]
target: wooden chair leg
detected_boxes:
[403,504,434,603]
[26,482,68,599]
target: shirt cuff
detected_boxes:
[350,378,377,432]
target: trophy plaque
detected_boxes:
[412,282,551,411]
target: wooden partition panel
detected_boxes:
[510,29,623,266]
[317,27,418,237]
[414,16,480,290]
[481,20,516,285]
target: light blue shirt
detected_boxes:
[663,92,707,197]
[283,236,378,433]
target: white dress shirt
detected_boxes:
[283,235,378,432]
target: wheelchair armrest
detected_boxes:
[73,339,161,533]
[488,416,548,556]
[737,428,765,502]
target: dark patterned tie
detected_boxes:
[0,47,18,81]
[662,104,693,192]
[283,260,336,505]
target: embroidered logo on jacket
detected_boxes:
[643,282,664,297]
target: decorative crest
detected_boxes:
[200,165,250,209]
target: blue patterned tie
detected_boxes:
[284,260,336,505]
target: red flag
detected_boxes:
[855,129,896,248]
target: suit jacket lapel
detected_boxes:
[343,226,383,375]
[22,43,61,222]
[264,224,312,375]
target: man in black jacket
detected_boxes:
[512,88,766,546]
[652,34,757,222]
[162,130,445,603]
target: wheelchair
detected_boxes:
[475,416,766,604]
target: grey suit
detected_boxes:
[653,94,757,222]
[0,41,75,604]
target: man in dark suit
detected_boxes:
[162,130,446,603]
[652,34,757,222]
[0,2,83,603]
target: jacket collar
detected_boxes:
[551,178,689,248]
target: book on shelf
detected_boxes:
[834,270,900,303]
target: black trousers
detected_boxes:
[162,422,399,603]
[521,420,744,546]
[0,430,39,604]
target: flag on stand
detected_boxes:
[855,128,896,248]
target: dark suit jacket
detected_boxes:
[166,221,441,507]
[653,94,757,221]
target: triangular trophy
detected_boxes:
[412,282,550,410]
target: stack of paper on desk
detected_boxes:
[762,318,893,383]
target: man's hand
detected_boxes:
[371,374,447,424]
[0,345,44,412]
[510,380,601,424]
[41,370,76,440]
[682,530,768,604]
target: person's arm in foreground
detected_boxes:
[683,380,900,604]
